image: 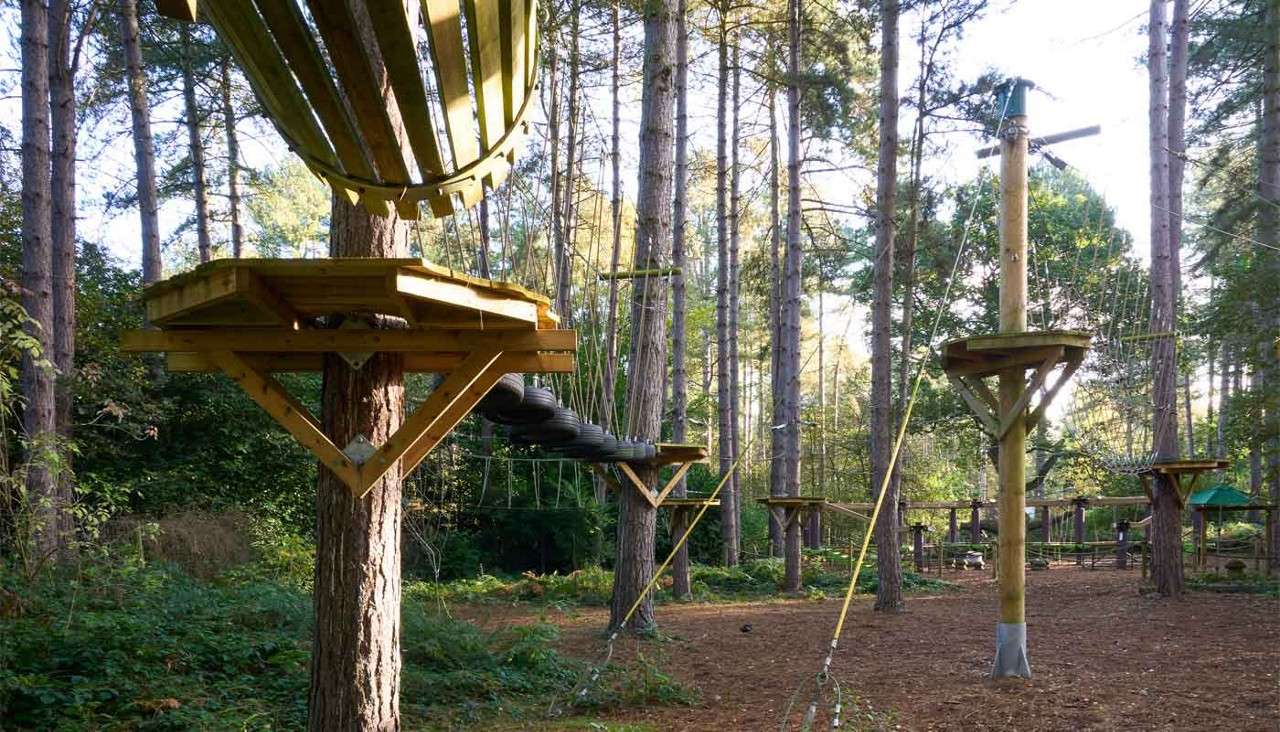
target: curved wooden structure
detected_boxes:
[123,259,575,497]
[159,0,538,218]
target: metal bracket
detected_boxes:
[343,434,377,465]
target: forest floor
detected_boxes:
[461,566,1280,731]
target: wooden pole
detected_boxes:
[993,78,1032,679]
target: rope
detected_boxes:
[559,436,755,712]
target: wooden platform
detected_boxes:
[590,444,708,509]
[941,330,1091,439]
[122,258,574,499]
[659,498,721,508]
[642,443,709,467]
[1137,459,1229,508]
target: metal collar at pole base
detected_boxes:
[992,622,1031,679]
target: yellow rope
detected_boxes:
[616,435,755,629]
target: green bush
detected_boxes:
[0,556,585,729]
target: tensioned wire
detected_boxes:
[786,87,1015,730]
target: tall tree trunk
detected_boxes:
[1148,0,1181,598]
[727,38,743,565]
[1182,372,1194,456]
[181,26,213,263]
[558,3,581,325]
[670,0,691,598]
[1260,0,1280,569]
[121,0,161,285]
[307,5,417,728]
[1217,340,1231,456]
[49,0,77,547]
[602,0,622,427]
[610,0,675,632]
[781,0,804,592]
[714,1,738,566]
[547,26,565,314]
[220,59,243,257]
[22,0,65,560]
[871,0,903,612]
[767,90,785,557]
[1168,0,1188,299]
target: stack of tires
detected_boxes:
[475,374,656,463]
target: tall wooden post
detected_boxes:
[948,508,958,543]
[994,78,1032,679]
[1116,519,1131,569]
[911,523,927,572]
[970,500,982,544]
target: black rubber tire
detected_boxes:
[494,385,557,425]
[510,407,580,446]
[610,440,647,463]
[477,373,524,419]
[553,423,604,457]
[584,433,620,462]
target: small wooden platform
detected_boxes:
[941,330,1091,440]
[589,444,709,509]
[1138,458,1229,508]
[123,258,574,499]
[659,498,720,508]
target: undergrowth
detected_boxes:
[0,556,694,730]
[417,555,955,607]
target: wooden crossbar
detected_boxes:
[122,328,575,353]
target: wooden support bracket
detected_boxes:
[948,373,999,437]
[997,347,1063,440]
[213,347,507,498]
[616,462,658,508]
[652,462,694,507]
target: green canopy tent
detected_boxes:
[1188,484,1257,571]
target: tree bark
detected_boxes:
[670,0,691,598]
[49,0,77,545]
[871,0,903,612]
[714,1,738,566]
[610,0,675,632]
[181,26,213,263]
[22,0,66,560]
[308,5,414,728]
[727,38,743,566]
[781,0,805,592]
[768,90,785,558]
[602,0,623,427]
[1260,0,1280,570]
[1148,0,1182,597]
[121,0,161,285]
[558,3,581,325]
[1168,0,1188,298]
[221,59,243,258]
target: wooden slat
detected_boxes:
[122,328,577,354]
[166,350,574,374]
[253,0,376,181]
[423,0,484,204]
[306,0,413,185]
[360,350,502,492]
[203,0,338,169]
[237,269,302,328]
[997,347,1063,440]
[209,350,362,493]
[616,462,658,508]
[498,0,526,124]
[525,0,538,88]
[395,271,539,324]
[365,0,453,219]
[463,0,505,155]
[948,374,998,437]
[147,266,241,325]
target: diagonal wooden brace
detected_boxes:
[652,462,694,507]
[209,350,362,491]
[1024,349,1083,434]
[357,349,506,495]
[616,462,658,508]
[996,347,1063,441]
[948,373,999,437]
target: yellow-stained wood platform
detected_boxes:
[941,330,1091,440]
[158,1,539,218]
[757,497,827,530]
[123,258,574,499]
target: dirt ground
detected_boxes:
[461,566,1280,731]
